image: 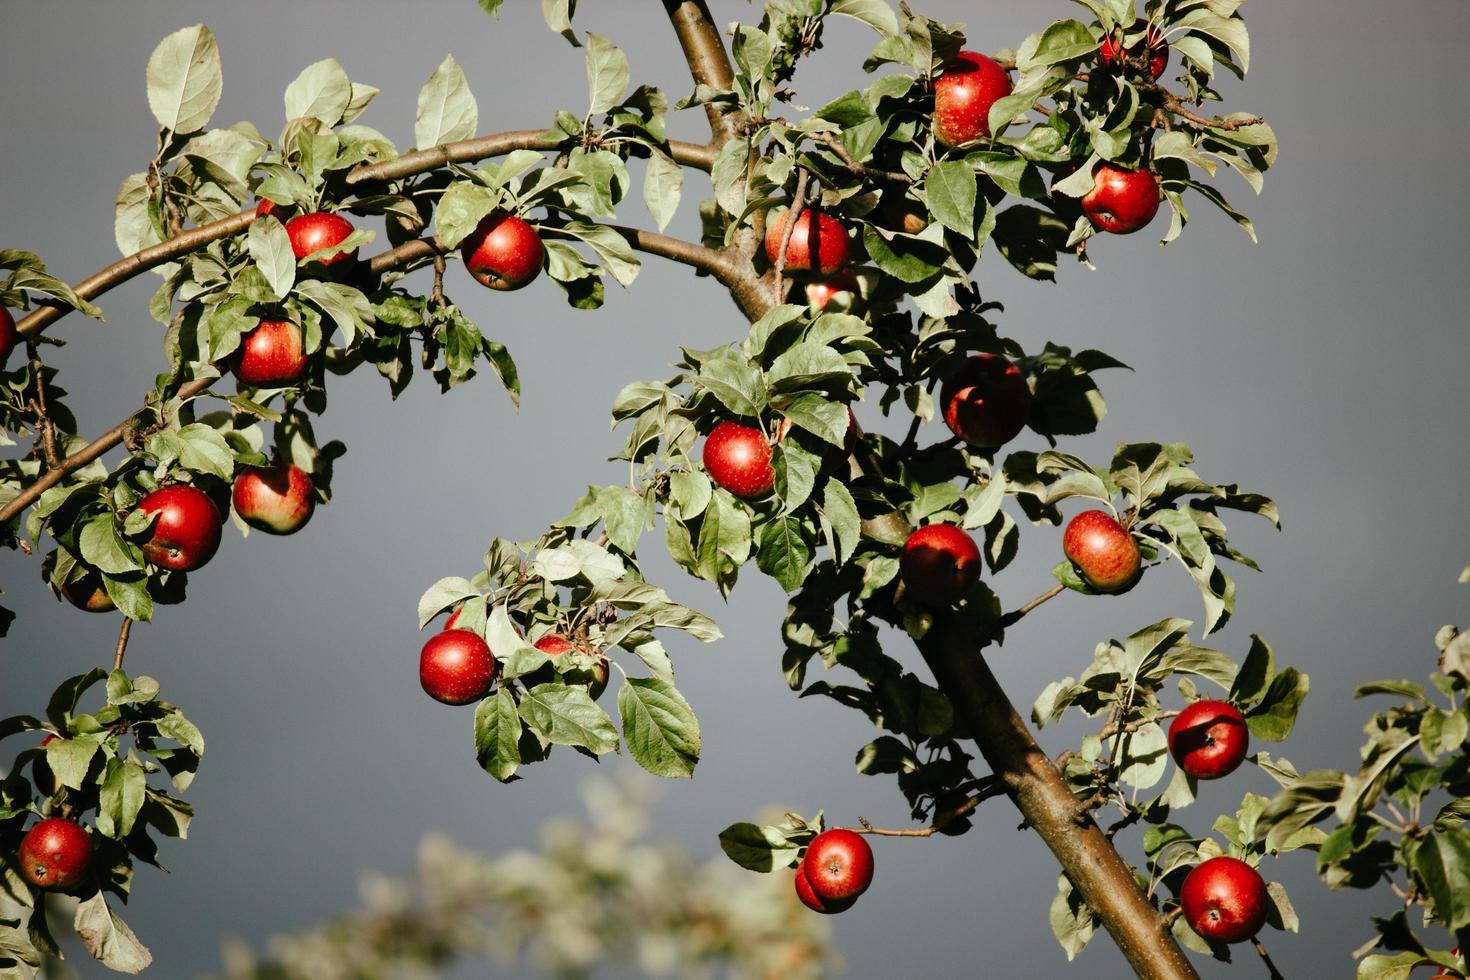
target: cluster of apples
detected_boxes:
[793,829,874,914]
[418,608,609,706]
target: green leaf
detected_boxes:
[80,515,142,575]
[415,55,478,149]
[518,685,620,754]
[247,218,295,299]
[1356,952,1429,980]
[1117,722,1169,791]
[283,58,351,126]
[823,482,860,565]
[1049,874,1097,960]
[97,759,148,839]
[594,485,646,555]
[696,349,767,417]
[829,0,897,34]
[1244,667,1308,742]
[474,687,522,782]
[45,736,100,790]
[417,577,480,629]
[925,160,976,235]
[175,423,236,480]
[1017,20,1096,69]
[780,393,848,447]
[1229,635,1276,706]
[756,516,812,592]
[618,677,700,778]
[718,822,800,872]
[74,892,152,973]
[145,24,221,134]
[1411,829,1470,931]
[643,149,683,232]
[585,33,629,115]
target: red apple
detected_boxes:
[254,198,289,220]
[0,306,16,368]
[285,212,357,266]
[703,421,775,501]
[765,209,850,278]
[18,817,92,891]
[933,50,1013,147]
[60,567,115,613]
[1169,699,1249,780]
[802,829,874,904]
[138,485,223,572]
[460,212,544,291]
[1081,164,1161,235]
[794,864,856,914]
[32,735,59,797]
[900,524,981,605]
[805,270,860,311]
[420,628,497,705]
[528,634,610,700]
[1180,856,1269,945]
[1062,509,1141,592]
[232,464,315,535]
[940,353,1031,448]
[1099,21,1169,80]
[230,319,308,387]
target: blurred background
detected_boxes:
[2,0,1468,976]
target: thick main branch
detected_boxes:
[663,1,740,145]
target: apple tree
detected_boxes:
[1,2,1464,978]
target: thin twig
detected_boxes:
[807,132,911,185]
[847,778,1005,837]
[24,339,61,470]
[1160,95,1263,131]
[773,168,809,303]
[1098,711,1178,742]
[113,618,133,672]
[1252,937,1285,980]
[996,583,1065,631]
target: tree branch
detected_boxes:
[847,777,1006,837]
[1161,95,1263,132]
[996,583,1065,631]
[663,1,740,145]
[113,618,133,672]
[346,131,718,187]
[24,340,61,470]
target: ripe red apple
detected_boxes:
[900,524,981,605]
[18,817,93,891]
[232,464,315,535]
[932,50,1014,147]
[703,421,775,501]
[940,353,1032,448]
[230,319,308,387]
[1169,699,1249,780]
[528,634,610,700]
[32,734,59,797]
[794,864,856,914]
[805,270,860,311]
[802,829,874,905]
[419,628,497,705]
[764,209,850,278]
[1099,21,1169,79]
[60,567,115,612]
[1061,509,1141,592]
[460,212,545,291]
[285,211,357,266]
[254,198,287,220]
[1081,164,1161,235]
[0,306,16,368]
[138,485,223,572]
[1180,856,1269,945]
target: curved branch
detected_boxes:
[0,239,442,527]
[15,211,256,340]
[347,131,717,187]
[663,1,741,145]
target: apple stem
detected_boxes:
[113,618,133,672]
[1252,937,1285,979]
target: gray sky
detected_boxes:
[2,0,1468,976]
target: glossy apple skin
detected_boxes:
[1169,699,1249,780]
[933,50,1013,147]
[1062,509,1141,592]
[1099,21,1169,79]
[138,485,223,572]
[765,209,850,278]
[232,464,315,535]
[1180,856,1269,944]
[285,212,357,265]
[460,212,544,290]
[1082,164,1161,235]
[805,270,860,311]
[794,864,856,914]
[60,568,115,612]
[802,829,874,904]
[32,735,59,797]
[941,353,1031,448]
[420,629,497,705]
[527,634,610,700]
[703,421,775,500]
[231,319,308,387]
[901,524,981,605]
[18,817,93,891]
[0,306,16,368]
